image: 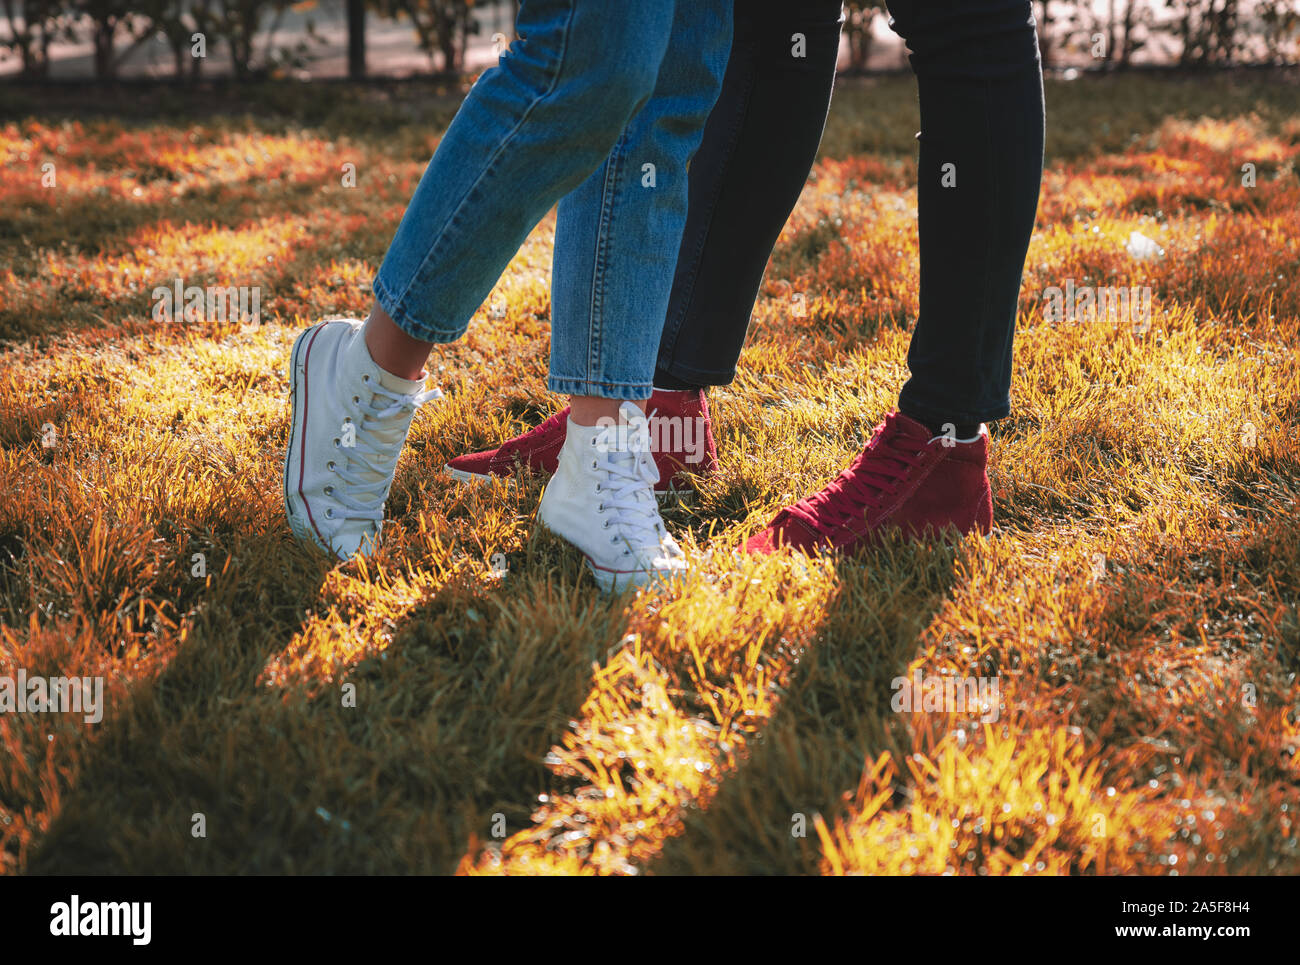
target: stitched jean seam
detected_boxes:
[585,127,631,387]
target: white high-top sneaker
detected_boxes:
[283,319,441,561]
[537,401,687,593]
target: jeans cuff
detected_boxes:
[546,376,654,401]
[897,384,1011,426]
[372,275,466,345]
[655,359,736,388]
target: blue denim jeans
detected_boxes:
[372,0,732,401]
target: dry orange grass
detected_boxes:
[0,74,1297,875]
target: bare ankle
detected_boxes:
[569,395,645,427]
[363,303,433,380]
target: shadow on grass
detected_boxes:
[22,515,637,873]
[647,538,964,875]
[21,528,333,874]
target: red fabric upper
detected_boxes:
[746,410,992,555]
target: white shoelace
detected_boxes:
[329,382,441,522]
[593,419,679,558]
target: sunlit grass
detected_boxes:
[0,74,1297,874]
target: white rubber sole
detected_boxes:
[536,520,684,594]
[283,323,347,560]
[283,326,316,546]
[444,465,493,485]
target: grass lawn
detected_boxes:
[1,72,1298,875]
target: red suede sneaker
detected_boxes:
[445,388,719,494]
[745,410,992,556]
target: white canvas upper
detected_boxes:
[537,401,687,592]
[283,319,440,561]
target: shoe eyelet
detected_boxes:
[594,483,601,493]
[362,374,370,383]
[597,503,605,513]
[333,438,340,448]
[324,508,334,519]
[324,486,333,496]
[342,417,352,425]
[602,519,610,528]
[591,459,598,470]
[327,461,336,472]
[352,396,360,405]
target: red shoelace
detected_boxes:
[783,414,929,535]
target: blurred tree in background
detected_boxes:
[1,0,1296,82]
[2,0,73,77]
[372,0,475,74]
[79,0,153,80]
[841,0,886,72]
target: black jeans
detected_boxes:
[655,0,1045,428]
[654,0,843,389]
